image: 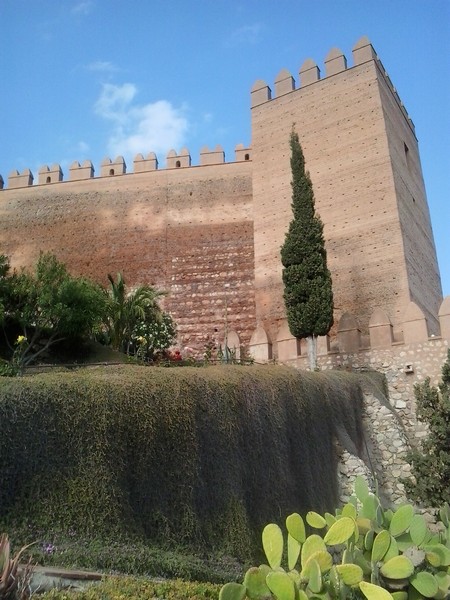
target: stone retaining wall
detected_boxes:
[334,338,448,507]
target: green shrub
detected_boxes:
[0,359,18,377]
[402,349,450,507]
[220,477,450,600]
[0,366,365,560]
[40,576,221,600]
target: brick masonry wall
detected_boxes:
[1,53,442,357]
[376,65,442,335]
[0,162,256,352]
[251,59,441,343]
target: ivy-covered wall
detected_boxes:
[0,365,365,557]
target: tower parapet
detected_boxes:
[234,143,252,162]
[38,164,63,185]
[166,148,191,169]
[8,169,33,189]
[299,59,320,86]
[250,80,271,108]
[0,143,251,190]
[200,145,225,166]
[69,160,94,181]
[100,156,126,177]
[134,152,158,172]
[324,47,347,77]
[352,35,377,64]
[274,69,295,97]
[250,36,414,132]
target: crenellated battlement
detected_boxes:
[250,36,414,132]
[0,37,414,191]
[0,144,252,190]
[7,168,34,189]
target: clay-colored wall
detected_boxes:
[376,69,442,334]
[252,60,441,346]
[251,60,422,344]
[0,162,255,350]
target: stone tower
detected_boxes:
[251,36,442,345]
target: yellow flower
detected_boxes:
[16,335,27,344]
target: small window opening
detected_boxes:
[175,160,181,168]
[46,176,51,184]
[404,143,411,171]
[109,169,115,176]
[244,153,250,161]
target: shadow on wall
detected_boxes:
[247,297,450,363]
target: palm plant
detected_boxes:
[103,273,165,354]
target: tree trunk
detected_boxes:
[306,335,317,370]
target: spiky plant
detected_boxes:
[0,534,35,599]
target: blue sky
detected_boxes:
[1,0,449,296]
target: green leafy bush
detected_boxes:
[101,272,166,355]
[402,349,450,508]
[220,477,450,600]
[0,358,18,377]
[132,312,177,361]
[0,253,106,370]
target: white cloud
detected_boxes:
[95,83,137,122]
[77,141,90,153]
[86,61,119,74]
[226,23,264,47]
[94,83,189,158]
[71,1,94,15]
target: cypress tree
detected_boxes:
[281,129,333,369]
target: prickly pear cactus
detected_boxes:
[219,477,450,600]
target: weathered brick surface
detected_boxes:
[377,75,442,334]
[0,162,255,352]
[165,221,256,349]
[251,60,441,343]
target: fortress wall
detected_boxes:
[375,68,442,334]
[0,162,256,351]
[0,38,443,359]
[251,59,412,344]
